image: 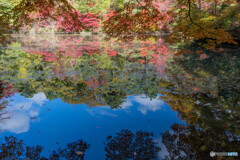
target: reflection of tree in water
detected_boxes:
[158,50,240,160]
[104,129,160,160]
[0,81,16,101]
[161,124,240,160]
[0,81,18,122]
[161,125,197,160]
[102,90,127,109]
[0,136,90,160]
[163,50,240,132]
[0,40,164,109]
[1,37,240,159]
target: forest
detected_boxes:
[0,0,239,50]
[0,0,239,160]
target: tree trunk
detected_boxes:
[199,0,201,10]
[214,0,217,14]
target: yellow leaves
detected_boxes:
[200,16,216,21]
[19,66,27,79]
[166,1,239,53]
[112,78,120,83]
[200,145,206,151]
[169,20,237,53]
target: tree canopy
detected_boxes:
[0,0,239,50]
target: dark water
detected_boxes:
[0,35,239,160]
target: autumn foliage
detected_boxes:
[103,0,174,41]
[0,0,239,50]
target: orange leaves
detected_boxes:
[83,78,99,90]
[196,50,204,54]
[76,151,84,155]
[193,87,199,91]
[139,48,149,57]
[9,0,85,33]
[103,0,166,41]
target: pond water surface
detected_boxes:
[0,35,239,160]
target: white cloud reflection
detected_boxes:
[134,95,164,115]
[86,94,165,117]
[1,93,165,133]
[0,112,29,134]
[0,92,47,134]
[154,137,170,160]
[121,95,164,115]
[86,107,117,117]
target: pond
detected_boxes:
[0,35,239,159]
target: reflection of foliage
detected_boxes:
[0,81,16,100]
[159,49,240,159]
[0,136,90,160]
[160,48,240,126]
[104,129,160,160]
[1,35,240,159]
[0,136,25,160]
[53,139,90,160]
[25,145,44,160]
[162,125,197,160]
[0,81,17,121]
[162,124,240,160]
[0,37,167,108]
[102,88,127,109]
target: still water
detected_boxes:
[0,35,239,159]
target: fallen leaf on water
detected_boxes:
[193,88,199,91]
[76,151,83,155]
